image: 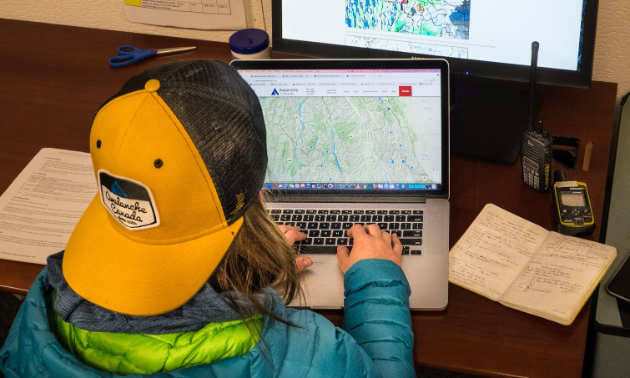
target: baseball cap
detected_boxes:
[63,60,267,316]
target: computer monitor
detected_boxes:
[271,0,598,163]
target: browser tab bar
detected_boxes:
[241,69,440,98]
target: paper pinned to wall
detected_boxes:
[124,0,246,31]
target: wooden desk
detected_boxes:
[0,19,618,377]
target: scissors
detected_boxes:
[109,45,197,68]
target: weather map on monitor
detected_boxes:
[345,0,471,57]
[278,0,590,76]
[346,1,470,38]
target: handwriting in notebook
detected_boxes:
[449,204,616,325]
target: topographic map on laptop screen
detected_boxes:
[261,95,443,185]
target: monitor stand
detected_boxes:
[450,77,541,165]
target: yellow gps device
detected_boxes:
[553,170,595,236]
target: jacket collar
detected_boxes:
[47,251,270,334]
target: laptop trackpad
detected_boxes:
[297,255,344,309]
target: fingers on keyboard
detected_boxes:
[274,209,423,255]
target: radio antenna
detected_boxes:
[528,41,539,133]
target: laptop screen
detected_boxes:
[233,59,449,197]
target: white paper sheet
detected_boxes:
[0,148,96,265]
[123,0,247,30]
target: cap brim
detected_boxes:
[63,196,242,316]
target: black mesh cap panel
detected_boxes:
[99,60,267,225]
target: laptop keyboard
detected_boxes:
[269,209,423,255]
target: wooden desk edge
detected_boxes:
[0,260,44,295]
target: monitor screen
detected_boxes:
[272,0,597,88]
[234,61,448,194]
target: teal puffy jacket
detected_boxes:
[0,259,415,377]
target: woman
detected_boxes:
[0,60,415,378]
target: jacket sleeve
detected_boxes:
[342,259,415,378]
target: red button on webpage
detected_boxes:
[399,86,412,96]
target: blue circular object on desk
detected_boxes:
[229,29,269,55]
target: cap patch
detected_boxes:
[98,170,160,230]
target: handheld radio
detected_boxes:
[552,170,595,236]
[521,41,553,192]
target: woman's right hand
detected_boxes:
[336,224,403,273]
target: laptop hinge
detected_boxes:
[267,194,429,203]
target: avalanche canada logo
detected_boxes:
[271,88,279,95]
[98,170,160,230]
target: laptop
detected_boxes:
[231,59,449,310]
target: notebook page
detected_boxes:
[449,204,549,301]
[499,232,616,324]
